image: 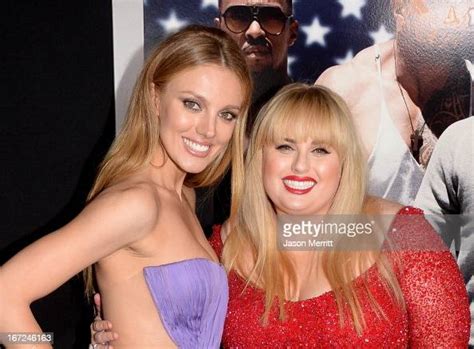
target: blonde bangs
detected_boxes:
[258,86,352,161]
[226,84,404,335]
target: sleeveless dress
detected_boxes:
[367,45,425,205]
[209,207,470,348]
[143,258,228,348]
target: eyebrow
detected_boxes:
[180,90,241,111]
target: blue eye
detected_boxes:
[220,111,237,122]
[183,99,201,112]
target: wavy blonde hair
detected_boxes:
[222,83,404,334]
[83,25,252,298]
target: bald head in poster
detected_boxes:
[393,0,472,124]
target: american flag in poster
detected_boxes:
[143,0,394,81]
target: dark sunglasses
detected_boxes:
[221,5,293,36]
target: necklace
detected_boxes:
[393,41,426,163]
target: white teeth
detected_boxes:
[283,179,315,190]
[183,138,210,153]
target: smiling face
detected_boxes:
[262,137,342,215]
[154,64,244,174]
[244,84,367,218]
[217,0,297,74]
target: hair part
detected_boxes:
[83,25,252,298]
[223,83,404,335]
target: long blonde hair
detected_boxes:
[84,25,252,297]
[223,84,404,334]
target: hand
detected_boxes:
[90,293,119,349]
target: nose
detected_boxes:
[196,113,216,139]
[292,151,309,174]
[245,19,265,40]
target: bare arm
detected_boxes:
[0,186,158,348]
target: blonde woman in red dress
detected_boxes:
[92,84,470,348]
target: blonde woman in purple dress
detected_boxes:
[0,25,252,349]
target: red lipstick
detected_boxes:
[282,176,316,195]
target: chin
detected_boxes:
[179,154,219,174]
[247,61,271,74]
[278,205,309,216]
[180,162,210,174]
[284,202,330,216]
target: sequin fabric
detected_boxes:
[209,207,470,348]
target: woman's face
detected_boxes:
[155,64,245,174]
[262,137,342,216]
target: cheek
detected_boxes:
[271,35,288,54]
[160,111,194,136]
[262,174,280,208]
[327,161,342,178]
[224,30,245,46]
[262,151,279,177]
[316,157,342,185]
[216,122,237,146]
[327,163,342,189]
[262,153,285,197]
[237,33,248,45]
[262,153,273,191]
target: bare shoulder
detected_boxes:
[96,181,159,213]
[88,180,160,239]
[315,63,355,97]
[316,45,375,94]
[363,195,403,215]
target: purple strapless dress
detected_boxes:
[143,258,228,348]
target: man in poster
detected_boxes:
[215,0,298,132]
[316,0,473,205]
[202,0,299,226]
[317,1,473,344]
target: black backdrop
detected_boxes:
[1,1,114,347]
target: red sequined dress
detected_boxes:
[209,207,470,348]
